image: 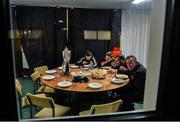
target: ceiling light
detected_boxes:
[62,28,67,30]
[132,0,145,4]
[58,20,64,23]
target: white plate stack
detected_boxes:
[45,70,57,74]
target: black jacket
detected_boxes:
[128,62,146,102]
[118,62,146,103]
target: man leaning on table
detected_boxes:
[121,55,146,103]
[111,55,146,109]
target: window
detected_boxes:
[7,0,168,121]
[84,30,111,40]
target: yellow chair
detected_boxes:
[16,79,30,108]
[79,99,123,116]
[15,79,46,118]
[27,93,71,118]
[34,65,48,75]
[31,71,55,94]
[30,71,41,93]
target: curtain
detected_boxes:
[69,9,114,64]
[15,6,66,69]
[14,6,120,70]
[121,10,151,67]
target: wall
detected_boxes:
[143,0,167,110]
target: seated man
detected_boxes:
[119,55,146,103]
[110,55,146,111]
[76,50,97,67]
[118,55,128,74]
[111,55,127,70]
[100,51,113,67]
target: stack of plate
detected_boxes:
[70,65,79,69]
[45,70,57,74]
[57,67,63,70]
[116,74,128,79]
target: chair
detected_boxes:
[15,79,46,118]
[27,93,71,118]
[30,71,41,93]
[31,71,55,94]
[79,99,123,116]
[34,66,48,75]
[16,79,30,118]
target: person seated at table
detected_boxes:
[110,55,146,111]
[118,55,128,74]
[76,50,97,67]
[111,55,126,69]
[118,55,146,103]
[100,51,113,67]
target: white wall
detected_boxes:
[143,0,166,110]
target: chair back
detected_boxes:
[27,93,54,108]
[89,99,122,114]
[34,66,48,75]
[15,79,22,97]
[31,71,40,83]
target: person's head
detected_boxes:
[119,55,125,64]
[105,51,112,61]
[114,56,120,65]
[85,50,92,61]
[125,55,137,71]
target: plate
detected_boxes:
[45,70,57,74]
[70,65,79,69]
[58,67,63,70]
[82,67,89,70]
[42,75,55,80]
[116,74,128,79]
[57,81,72,88]
[111,78,124,84]
[84,65,89,68]
[88,83,102,89]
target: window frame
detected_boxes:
[0,0,178,120]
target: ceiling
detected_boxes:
[10,0,151,10]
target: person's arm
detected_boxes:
[76,57,85,66]
[100,59,107,66]
[91,57,97,67]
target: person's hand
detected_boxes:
[90,61,93,64]
[111,62,116,67]
[82,61,87,65]
[109,68,117,74]
[101,61,106,66]
[119,66,128,71]
[107,58,112,63]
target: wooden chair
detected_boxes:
[27,93,71,118]
[79,99,123,116]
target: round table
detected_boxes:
[40,67,129,93]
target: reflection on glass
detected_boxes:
[9,0,153,120]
